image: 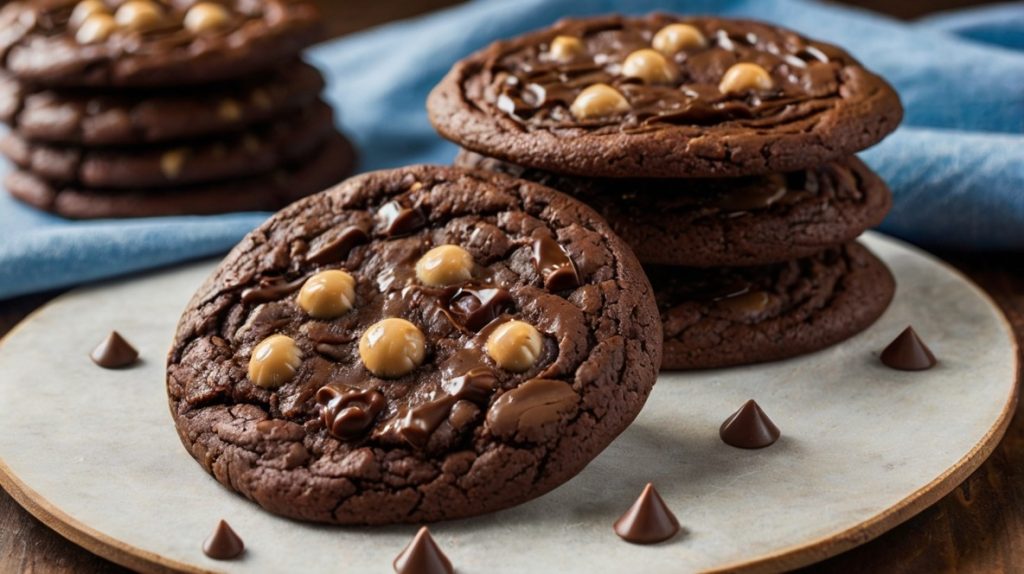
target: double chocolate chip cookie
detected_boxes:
[431,14,901,369]
[166,165,662,524]
[0,0,355,219]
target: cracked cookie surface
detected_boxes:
[457,150,892,267]
[652,241,893,370]
[166,165,661,524]
[428,14,902,178]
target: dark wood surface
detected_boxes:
[1,1,1018,572]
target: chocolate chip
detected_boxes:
[378,201,426,237]
[240,275,307,304]
[306,225,369,265]
[90,331,139,369]
[395,396,457,448]
[316,385,386,439]
[486,378,578,442]
[719,399,780,449]
[202,520,244,560]
[393,527,453,574]
[444,367,497,404]
[442,286,513,331]
[531,234,580,291]
[613,483,680,544]
[880,326,937,371]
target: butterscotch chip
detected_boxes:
[217,99,242,121]
[548,35,584,62]
[719,62,774,94]
[184,2,232,34]
[359,318,426,378]
[621,49,676,84]
[569,84,630,120]
[248,334,302,388]
[75,13,116,44]
[415,244,474,287]
[652,23,706,54]
[160,148,188,179]
[297,270,356,319]
[486,320,543,372]
[70,0,108,28]
[114,1,164,32]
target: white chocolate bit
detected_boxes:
[549,35,584,62]
[569,83,630,120]
[486,320,543,373]
[114,0,163,32]
[718,62,774,94]
[248,334,302,388]
[70,0,109,28]
[621,49,676,84]
[75,13,116,44]
[160,148,188,179]
[359,318,426,378]
[652,23,707,55]
[415,245,474,287]
[183,2,232,34]
[297,270,356,319]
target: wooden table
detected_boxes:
[2,1,1019,572]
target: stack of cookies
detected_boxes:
[0,0,356,219]
[429,14,904,370]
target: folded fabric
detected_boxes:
[1,0,1021,300]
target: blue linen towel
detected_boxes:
[1,0,1022,300]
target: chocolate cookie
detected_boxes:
[653,241,894,370]
[5,131,355,218]
[165,165,662,524]
[428,14,902,178]
[0,0,322,88]
[0,100,332,188]
[0,61,324,145]
[456,150,892,267]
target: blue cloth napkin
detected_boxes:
[1,0,1022,300]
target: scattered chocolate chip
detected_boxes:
[393,526,453,574]
[880,326,937,371]
[531,234,580,291]
[378,201,426,237]
[90,331,139,369]
[442,286,513,331]
[306,225,369,265]
[202,519,244,560]
[241,275,308,304]
[316,385,387,439]
[720,399,780,449]
[613,483,680,544]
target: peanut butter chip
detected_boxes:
[217,99,242,121]
[183,2,231,33]
[70,0,108,28]
[359,318,426,378]
[75,13,116,44]
[486,320,543,373]
[652,23,707,54]
[718,62,774,94]
[160,148,188,179]
[114,1,164,32]
[570,83,630,120]
[297,270,356,319]
[549,35,584,62]
[621,49,676,84]
[415,245,474,287]
[248,334,302,388]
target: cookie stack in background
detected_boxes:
[429,14,904,370]
[0,0,356,219]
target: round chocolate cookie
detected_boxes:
[456,150,892,267]
[653,241,894,370]
[429,14,902,178]
[0,0,322,88]
[0,100,333,188]
[5,131,355,219]
[0,61,324,145]
[165,165,662,524]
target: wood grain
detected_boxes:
[1,0,1019,572]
